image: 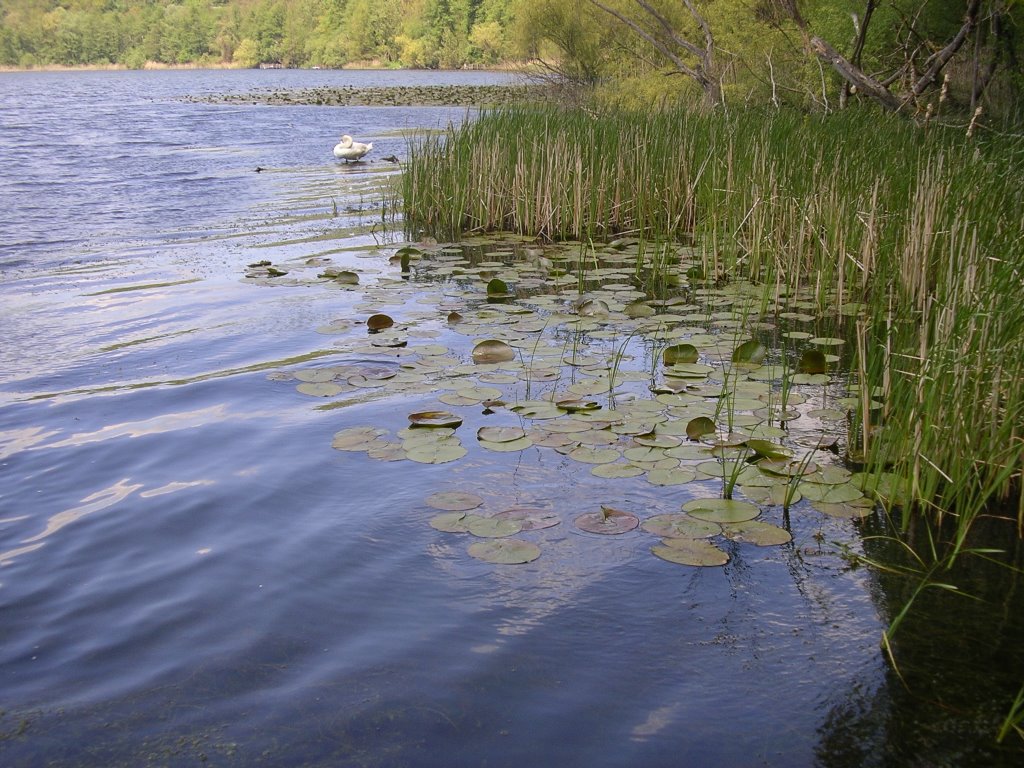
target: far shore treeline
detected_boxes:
[3,2,1022,122]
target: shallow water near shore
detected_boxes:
[1,69,1022,766]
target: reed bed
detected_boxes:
[402,105,1024,538]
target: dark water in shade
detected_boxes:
[0,69,1021,767]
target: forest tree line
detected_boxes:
[2,1,1020,121]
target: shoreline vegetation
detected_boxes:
[0,61,527,73]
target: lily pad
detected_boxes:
[758,458,818,477]
[555,398,601,412]
[812,498,876,518]
[797,481,864,503]
[367,313,394,332]
[634,432,682,449]
[426,491,483,512]
[851,471,911,508]
[472,339,516,364]
[511,402,564,420]
[642,514,720,539]
[477,426,527,443]
[646,466,698,486]
[479,436,534,452]
[429,512,470,532]
[733,339,767,365]
[486,277,512,297]
[722,520,792,546]
[493,508,561,530]
[567,446,620,464]
[405,442,467,464]
[652,538,729,567]
[332,426,388,451]
[468,539,541,564]
[745,439,792,461]
[683,498,761,523]
[297,382,344,397]
[591,463,646,479]
[686,416,717,440]
[409,411,463,428]
[466,515,522,538]
[575,506,640,534]
[797,349,828,374]
[664,344,699,365]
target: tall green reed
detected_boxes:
[403,104,1024,537]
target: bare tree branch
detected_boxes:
[782,0,986,114]
[589,0,721,105]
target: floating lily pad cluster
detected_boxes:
[264,233,894,567]
[424,489,794,567]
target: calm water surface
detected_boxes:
[0,70,1019,767]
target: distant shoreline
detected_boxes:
[0,61,526,74]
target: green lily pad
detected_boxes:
[555,398,601,412]
[295,368,338,383]
[733,339,767,365]
[591,463,646,479]
[758,458,818,477]
[477,426,527,443]
[744,439,792,460]
[683,498,761,523]
[575,506,640,534]
[652,538,729,567]
[740,484,801,506]
[566,446,619,464]
[646,466,698,486]
[297,382,344,397]
[634,432,682,449]
[851,471,911,508]
[511,401,565,420]
[625,301,656,318]
[664,444,712,460]
[790,373,830,385]
[327,270,360,285]
[576,298,610,316]
[802,465,853,485]
[811,498,876,518]
[493,508,560,530]
[367,313,394,332]
[466,515,523,538]
[797,349,827,374]
[472,339,516,364]
[686,416,717,440]
[642,514,720,539]
[426,491,484,512]
[664,344,699,365]
[797,481,864,503]
[429,512,470,532]
[665,363,714,378]
[486,277,512,297]
[409,411,463,428]
[332,426,388,451]
[722,520,792,546]
[405,442,467,464]
[467,539,541,564]
[479,436,534,452]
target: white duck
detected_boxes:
[333,134,373,162]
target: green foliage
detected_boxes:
[0,0,520,68]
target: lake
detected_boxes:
[0,68,1021,767]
